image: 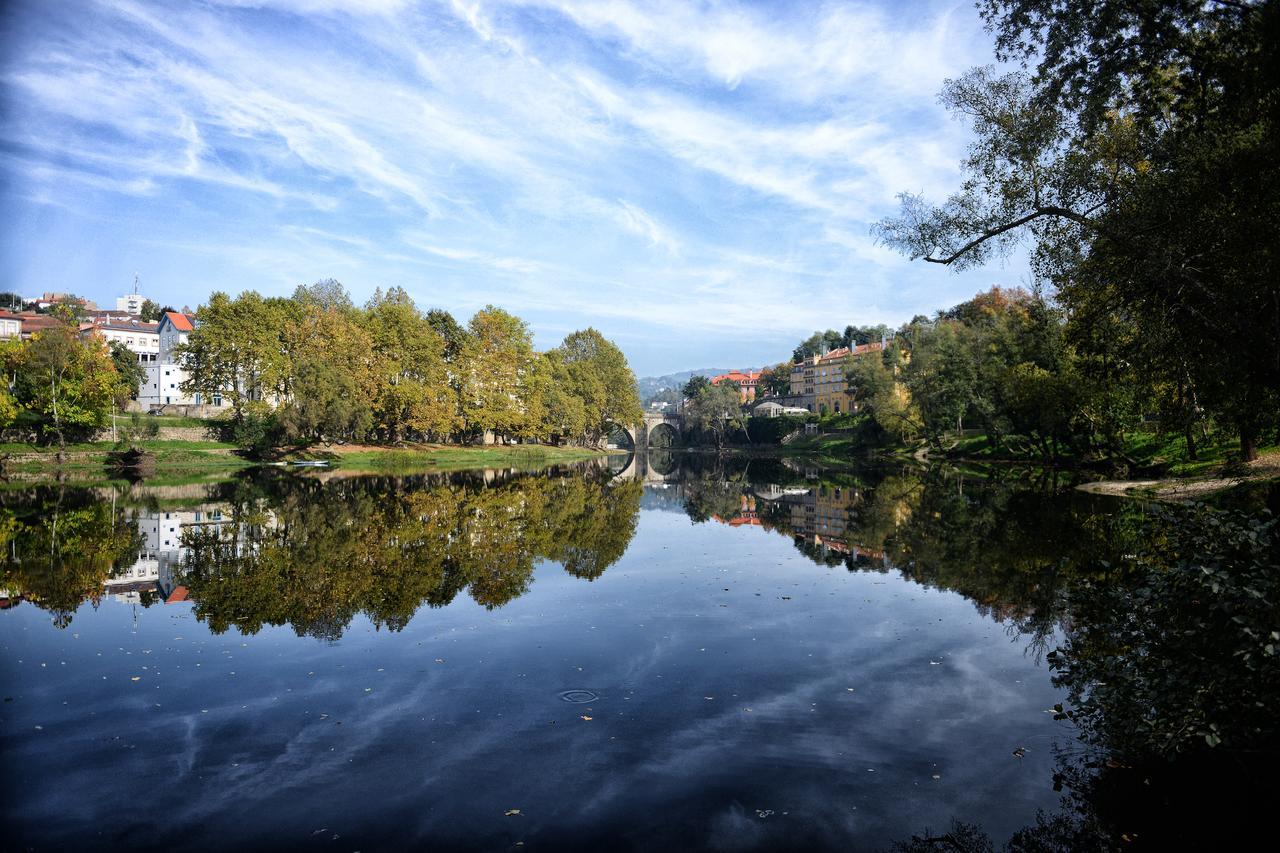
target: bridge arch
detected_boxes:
[618,412,684,451]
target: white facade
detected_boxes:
[116,293,147,315]
[0,314,22,339]
[92,320,160,364]
[104,506,233,603]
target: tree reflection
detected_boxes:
[0,488,142,627]
[176,471,642,639]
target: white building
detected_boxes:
[104,506,234,603]
[138,311,200,408]
[0,311,23,339]
[83,318,160,364]
[116,292,147,315]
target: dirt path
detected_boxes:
[1077,451,1280,500]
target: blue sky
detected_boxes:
[0,0,1029,376]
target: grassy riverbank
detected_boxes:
[0,438,610,485]
[281,443,611,472]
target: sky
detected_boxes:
[0,0,1030,376]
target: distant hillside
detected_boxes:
[638,368,758,400]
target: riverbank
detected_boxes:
[1077,449,1280,501]
[0,439,612,485]
[279,442,612,472]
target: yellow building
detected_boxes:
[789,342,885,415]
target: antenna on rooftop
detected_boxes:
[133,273,139,295]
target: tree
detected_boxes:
[178,291,295,421]
[365,288,457,441]
[291,278,354,312]
[685,382,748,452]
[0,292,24,311]
[551,328,643,446]
[682,375,710,399]
[139,299,162,322]
[107,341,146,408]
[426,309,467,362]
[758,362,793,397]
[459,306,538,442]
[7,326,117,449]
[278,305,376,443]
[876,3,1279,459]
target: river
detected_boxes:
[1,454,1273,850]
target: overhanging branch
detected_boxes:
[923,205,1117,265]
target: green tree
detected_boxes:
[685,382,747,451]
[107,341,145,408]
[7,326,117,449]
[138,299,162,322]
[682,375,711,399]
[758,361,793,397]
[178,291,296,421]
[551,328,643,446]
[460,306,538,442]
[365,288,458,441]
[876,3,1279,459]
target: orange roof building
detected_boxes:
[710,370,762,404]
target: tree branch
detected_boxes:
[923,205,1114,265]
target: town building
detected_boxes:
[116,291,147,315]
[789,342,885,415]
[15,313,66,340]
[80,317,160,363]
[137,311,230,409]
[29,292,97,312]
[0,311,23,339]
[710,369,762,404]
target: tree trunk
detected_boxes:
[1240,424,1259,463]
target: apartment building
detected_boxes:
[788,342,885,415]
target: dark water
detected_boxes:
[0,456,1270,850]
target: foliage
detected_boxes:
[684,382,747,450]
[757,362,792,396]
[682,374,710,399]
[1051,504,1280,759]
[875,1,1279,460]
[173,281,638,451]
[107,341,146,408]
[0,490,141,628]
[138,299,162,322]
[174,471,642,637]
[3,325,118,446]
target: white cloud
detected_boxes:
[0,0,1018,373]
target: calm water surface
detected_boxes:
[1,458,1120,850]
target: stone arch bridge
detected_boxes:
[617,412,683,451]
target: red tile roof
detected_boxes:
[163,311,194,332]
[711,370,761,386]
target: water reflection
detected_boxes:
[2,454,1274,850]
[2,467,642,638]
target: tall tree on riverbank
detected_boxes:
[876,0,1279,459]
[460,306,538,442]
[550,328,643,446]
[4,325,117,450]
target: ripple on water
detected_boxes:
[559,689,599,704]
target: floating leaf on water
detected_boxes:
[580,715,593,721]
[504,809,521,817]
[1012,747,1027,758]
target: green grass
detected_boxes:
[0,438,236,454]
[944,430,1274,476]
[285,444,606,472]
[112,413,227,429]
